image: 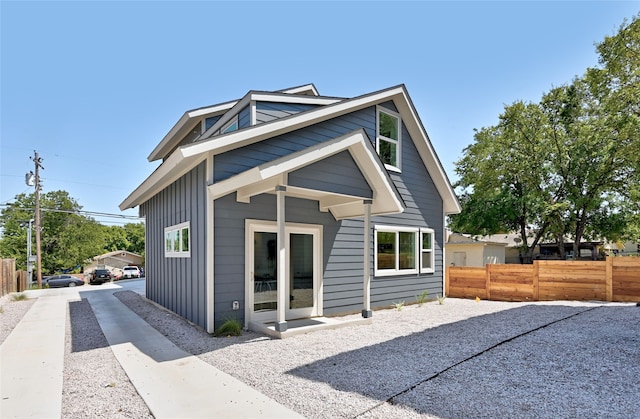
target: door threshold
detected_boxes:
[248,316,372,339]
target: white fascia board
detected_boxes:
[392,87,461,215]
[119,151,202,210]
[199,91,341,140]
[147,100,238,162]
[280,83,319,96]
[250,92,340,106]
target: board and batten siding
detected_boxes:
[213,105,444,319]
[140,161,208,329]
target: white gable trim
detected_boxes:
[148,100,238,162]
[121,85,460,215]
[207,129,404,219]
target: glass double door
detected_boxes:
[249,222,321,322]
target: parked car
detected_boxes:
[43,274,85,288]
[122,266,141,279]
[90,269,112,285]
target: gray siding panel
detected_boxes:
[255,102,318,124]
[214,107,376,182]
[288,151,372,198]
[238,106,250,129]
[140,161,208,329]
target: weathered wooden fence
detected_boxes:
[446,256,640,302]
[0,259,28,297]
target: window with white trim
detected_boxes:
[165,221,190,258]
[420,228,435,273]
[376,106,401,170]
[375,226,417,276]
[375,226,435,276]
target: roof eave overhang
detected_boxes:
[147,100,239,162]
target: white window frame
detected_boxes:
[420,228,435,273]
[220,115,239,134]
[374,225,418,276]
[164,221,191,258]
[376,106,402,172]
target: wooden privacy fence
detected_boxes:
[446,256,640,303]
[0,259,28,297]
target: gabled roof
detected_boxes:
[208,129,404,219]
[121,84,460,215]
[148,83,335,162]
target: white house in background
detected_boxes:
[446,232,506,267]
[85,250,144,274]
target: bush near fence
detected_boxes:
[446,256,640,303]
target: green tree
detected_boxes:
[451,15,640,258]
[450,101,552,259]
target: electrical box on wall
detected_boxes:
[232,301,239,310]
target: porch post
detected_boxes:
[362,199,373,318]
[275,185,288,332]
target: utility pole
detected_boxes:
[30,151,44,288]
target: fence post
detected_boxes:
[605,256,613,302]
[445,266,450,297]
[532,260,540,301]
[485,264,491,300]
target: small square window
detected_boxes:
[164,222,190,258]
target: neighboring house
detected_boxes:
[120,83,460,337]
[85,250,144,274]
[445,232,506,267]
[604,240,640,256]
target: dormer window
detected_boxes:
[221,115,239,134]
[376,106,401,171]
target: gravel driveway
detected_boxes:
[1,289,639,418]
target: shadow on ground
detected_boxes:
[286,304,640,417]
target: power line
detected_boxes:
[0,204,143,221]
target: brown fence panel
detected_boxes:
[612,257,640,302]
[537,261,607,301]
[447,266,487,299]
[488,264,535,301]
[1,259,17,297]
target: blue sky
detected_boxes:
[1,1,638,225]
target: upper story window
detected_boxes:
[376,106,401,171]
[221,115,239,134]
[165,221,190,258]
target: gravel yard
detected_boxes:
[2,290,639,418]
[114,292,640,418]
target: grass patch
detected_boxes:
[415,290,428,306]
[391,300,405,311]
[11,293,28,302]
[213,318,243,337]
[437,295,446,305]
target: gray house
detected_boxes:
[120,84,460,337]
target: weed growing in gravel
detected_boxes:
[437,295,446,305]
[213,318,243,337]
[11,293,27,302]
[0,305,4,314]
[391,301,405,311]
[416,290,428,306]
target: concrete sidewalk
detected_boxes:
[1,293,75,418]
[1,286,303,418]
